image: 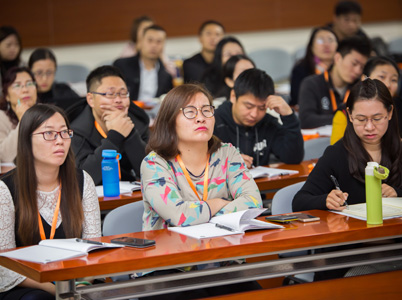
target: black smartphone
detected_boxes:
[265,214,299,223]
[111,237,156,248]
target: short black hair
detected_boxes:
[28,48,57,69]
[143,24,166,36]
[86,65,126,92]
[198,20,225,35]
[335,1,362,16]
[337,36,371,58]
[363,56,400,79]
[233,68,274,100]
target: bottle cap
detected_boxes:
[102,149,118,158]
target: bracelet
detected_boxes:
[75,281,91,286]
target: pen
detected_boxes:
[76,238,104,245]
[330,175,349,209]
[215,223,235,232]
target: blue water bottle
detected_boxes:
[102,150,121,197]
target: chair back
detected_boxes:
[55,64,90,83]
[102,201,144,236]
[388,37,402,54]
[248,48,293,82]
[271,181,305,215]
[303,137,330,161]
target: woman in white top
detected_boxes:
[0,104,101,299]
[0,66,37,163]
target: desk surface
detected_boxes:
[98,159,317,211]
[1,210,401,284]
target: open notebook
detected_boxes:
[0,238,122,264]
[249,166,299,179]
[332,198,402,221]
[168,208,283,239]
[95,181,141,197]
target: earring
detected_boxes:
[7,102,10,111]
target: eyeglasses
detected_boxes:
[32,129,74,141]
[11,81,36,91]
[350,115,388,126]
[316,37,337,45]
[33,70,55,78]
[91,90,130,99]
[180,105,215,119]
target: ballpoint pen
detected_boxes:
[76,238,104,245]
[215,223,235,232]
[330,175,349,209]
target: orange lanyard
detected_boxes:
[324,71,350,112]
[176,154,210,202]
[95,121,121,179]
[38,185,61,240]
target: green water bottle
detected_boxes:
[365,162,389,225]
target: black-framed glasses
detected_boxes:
[33,70,55,78]
[32,129,74,141]
[180,105,215,119]
[91,90,130,99]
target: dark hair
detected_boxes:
[337,36,371,58]
[86,65,126,92]
[223,55,255,80]
[28,48,57,69]
[0,66,36,126]
[0,26,22,76]
[301,26,338,74]
[147,84,221,159]
[198,20,225,35]
[233,68,275,100]
[343,79,402,186]
[15,104,83,245]
[335,1,362,16]
[201,36,245,96]
[143,24,166,36]
[363,56,400,79]
[130,15,154,43]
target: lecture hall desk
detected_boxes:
[1,210,401,299]
[98,159,317,211]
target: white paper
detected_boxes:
[95,181,141,197]
[249,166,299,179]
[332,198,402,221]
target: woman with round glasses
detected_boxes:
[28,48,79,107]
[141,84,262,231]
[290,26,338,106]
[293,78,402,213]
[0,67,38,163]
[0,104,101,299]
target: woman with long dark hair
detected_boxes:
[201,37,245,97]
[0,67,37,162]
[0,26,23,97]
[290,26,338,106]
[28,48,79,106]
[0,104,101,299]
[293,78,402,212]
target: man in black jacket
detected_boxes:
[70,66,149,185]
[214,69,304,168]
[113,25,173,100]
[298,36,370,129]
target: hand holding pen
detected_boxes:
[327,175,349,211]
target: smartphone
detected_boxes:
[265,214,299,223]
[297,214,320,223]
[110,237,156,248]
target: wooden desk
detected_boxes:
[1,210,401,299]
[98,159,317,211]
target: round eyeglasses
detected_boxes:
[180,105,215,119]
[32,129,74,141]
